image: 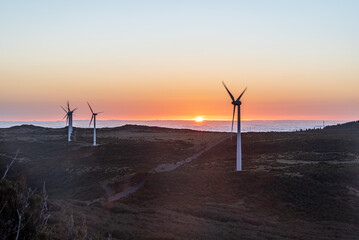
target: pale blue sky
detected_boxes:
[2,1,358,60]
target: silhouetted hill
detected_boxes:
[324,120,359,130]
[3,124,201,133]
[105,124,201,133]
[8,124,47,130]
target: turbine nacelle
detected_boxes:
[232,101,242,106]
[222,81,247,133]
[60,101,77,142]
[60,101,77,126]
[87,102,103,146]
[87,102,103,127]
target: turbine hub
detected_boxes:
[232,101,241,105]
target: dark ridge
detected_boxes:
[101,124,202,133]
[324,120,359,130]
[1,124,204,133]
[7,124,50,130]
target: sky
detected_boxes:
[1,0,358,121]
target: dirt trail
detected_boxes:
[150,136,231,173]
[107,179,146,202]
[103,136,230,202]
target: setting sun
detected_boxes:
[194,116,205,122]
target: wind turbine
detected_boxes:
[222,82,247,171]
[87,102,103,146]
[60,101,78,142]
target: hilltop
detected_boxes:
[325,120,359,130]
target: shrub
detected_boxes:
[0,179,51,239]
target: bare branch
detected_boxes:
[82,216,88,240]
[2,150,19,179]
[42,182,48,212]
[0,201,7,215]
[15,209,22,240]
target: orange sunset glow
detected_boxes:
[0,1,358,122]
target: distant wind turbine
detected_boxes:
[60,101,78,142]
[87,102,103,146]
[222,82,247,171]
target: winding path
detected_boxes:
[150,136,230,173]
[104,136,230,202]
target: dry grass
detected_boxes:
[1,125,359,239]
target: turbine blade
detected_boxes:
[96,111,104,114]
[67,101,70,111]
[89,115,93,127]
[72,107,78,113]
[66,117,69,126]
[62,114,67,120]
[87,102,94,114]
[231,105,236,133]
[60,105,68,113]
[236,87,247,101]
[222,81,235,102]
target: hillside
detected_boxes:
[1,125,359,239]
[325,120,359,130]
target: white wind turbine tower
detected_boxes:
[60,101,78,142]
[222,82,247,171]
[87,102,103,146]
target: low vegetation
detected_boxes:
[0,123,359,239]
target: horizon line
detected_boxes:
[0,119,351,122]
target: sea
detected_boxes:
[0,120,347,133]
